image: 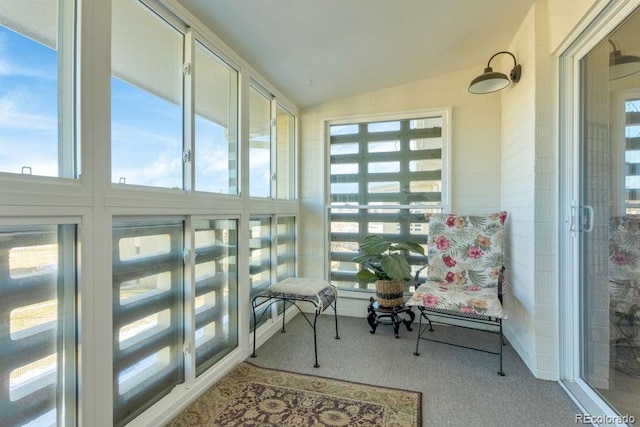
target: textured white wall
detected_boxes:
[501,4,540,378]
[501,1,564,381]
[298,69,503,315]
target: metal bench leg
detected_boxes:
[498,320,505,376]
[313,311,320,368]
[281,300,287,333]
[414,310,423,356]
[333,296,340,340]
[251,297,258,358]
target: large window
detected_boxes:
[328,114,449,291]
[276,106,295,200]
[249,216,297,328]
[0,224,77,426]
[249,88,272,198]
[112,219,185,426]
[276,216,296,281]
[249,217,272,331]
[194,44,239,194]
[112,217,239,425]
[193,219,238,376]
[0,1,76,178]
[249,87,296,199]
[0,0,298,425]
[111,0,185,188]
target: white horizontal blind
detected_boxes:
[112,219,184,427]
[0,224,76,427]
[249,217,272,332]
[193,219,238,377]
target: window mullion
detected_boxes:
[58,0,76,179]
[184,29,195,193]
[183,217,196,385]
[270,99,277,199]
[58,224,77,427]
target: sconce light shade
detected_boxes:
[468,51,521,94]
[609,40,640,80]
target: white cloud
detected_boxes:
[0,92,56,132]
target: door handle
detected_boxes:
[568,204,577,232]
[583,205,595,232]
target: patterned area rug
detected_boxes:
[168,362,422,426]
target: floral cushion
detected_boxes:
[407,282,505,318]
[609,216,640,316]
[406,212,507,319]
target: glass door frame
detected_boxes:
[559,0,640,421]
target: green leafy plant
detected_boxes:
[353,235,425,283]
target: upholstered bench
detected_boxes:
[251,277,340,367]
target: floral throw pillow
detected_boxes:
[609,216,640,283]
[425,212,507,288]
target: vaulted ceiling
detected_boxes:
[178,0,537,108]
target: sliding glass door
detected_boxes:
[562,3,640,423]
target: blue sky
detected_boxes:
[1,24,237,193]
[0,26,58,176]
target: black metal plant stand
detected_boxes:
[367,297,415,338]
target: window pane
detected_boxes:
[368,162,400,173]
[112,219,184,426]
[331,164,358,175]
[275,217,296,315]
[0,1,75,178]
[111,0,184,188]
[368,121,400,132]
[194,219,238,376]
[194,43,239,194]
[276,217,296,282]
[249,88,271,198]
[368,182,399,193]
[0,224,76,426]
[330,124,358,136]
[330,143,359,155]
[276,105,295,199]
[249,217,271,331]
[410,116,442,129]
[368,141,400,153]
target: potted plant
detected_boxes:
[353,235,425,307]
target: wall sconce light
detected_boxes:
[609,40,640,80]
[468,51,522,94]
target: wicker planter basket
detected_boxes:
[375,279,405,307]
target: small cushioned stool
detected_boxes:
[251,277,340,368]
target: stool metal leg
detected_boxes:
[333,294,340,339]
[281,299,287,333]
[313,311,320,368]
[414,310,423,356]
[251,296,258,358]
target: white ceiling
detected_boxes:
[177,0,537,108]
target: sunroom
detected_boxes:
[1,0,640,425]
